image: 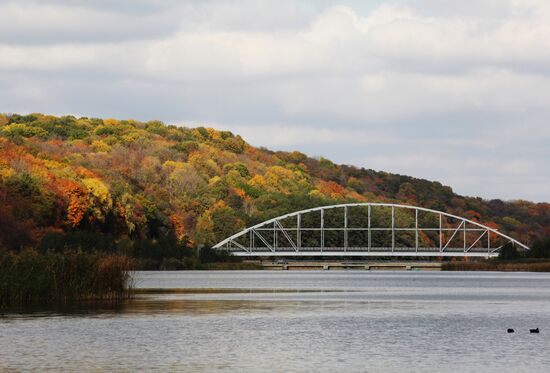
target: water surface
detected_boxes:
[1,271,550,372]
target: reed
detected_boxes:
[0,249,134,306]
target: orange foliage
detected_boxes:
[348,190,368,202]
[317,180,345,199]
[234,188,247,199]
[75,166,97,178]
[482,221,501,242]
[170,214,187,241]
[59,180,90,227]
[464,210,481,221]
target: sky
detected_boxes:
[1,0,549,202]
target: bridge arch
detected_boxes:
[213,203,530,257]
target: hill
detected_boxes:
[1,113,548,256]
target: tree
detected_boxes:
[499,243,521,260]
[223,136,246,154]
[194,201,245,246]
[82,178,113,222]
[529,238,550,258]
[60,180,90,227]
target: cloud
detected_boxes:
[0,1,180,44]
[214,123,395,148]
[1,0,549,201]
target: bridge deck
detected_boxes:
[232,251,497,258]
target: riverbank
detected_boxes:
[442,260,550,272]
[235,259,550,272]
[199,261,264,270]
[0,249,133,306]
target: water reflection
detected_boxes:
[0,289,350,319]
[1,271,550,372]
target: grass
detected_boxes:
[0,249,134,306]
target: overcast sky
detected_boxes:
[1,0,549,202]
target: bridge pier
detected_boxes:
[262,261,442,271]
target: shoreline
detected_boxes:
[189,259,550,272]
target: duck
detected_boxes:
[530,328,540,334]
[507,329,515,333]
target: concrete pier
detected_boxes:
[262,261,441,271]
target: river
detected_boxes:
[1,271,550,372]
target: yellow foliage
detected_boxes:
[206,128,221,140]
[206,159,220,173]
[248,174,266,188]
[103,118,119,126]
[43,159,65,170]
[1,123,48,138]
[0,166,14,180]
[163,160,186,169]
[308,189,324,199]
[82,178,112,221]
[166,162,206,198]
[249,166,310,194]
[121,132,141,143]
[209,176,222,185]
[92,140,111,152]
[0,114,8,127]
[224,169,244,183]
[188,152,221,177]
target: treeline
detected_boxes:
[0,113,549,260]
[442,239,550,272]
[37,230,255,270]
[498,238,550,260]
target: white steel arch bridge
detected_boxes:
[213,203,530,258]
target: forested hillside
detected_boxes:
[1,113,549,256]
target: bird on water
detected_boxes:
[530,328,540,334]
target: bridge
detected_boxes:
[213,203,530,257]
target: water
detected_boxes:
[2,271,550,372]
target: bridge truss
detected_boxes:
[213,203,530,257]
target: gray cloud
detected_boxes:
[1,0,549,201]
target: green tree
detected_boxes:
[499,243,522,260]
